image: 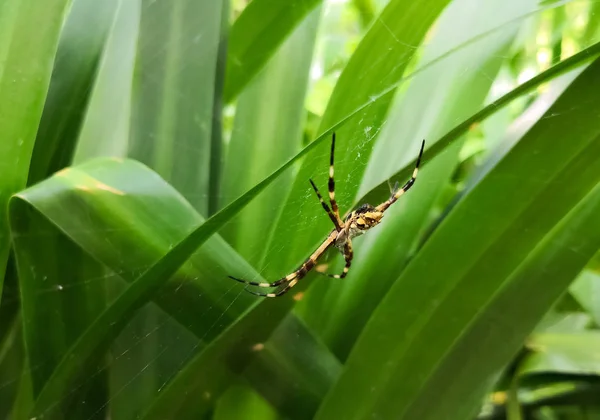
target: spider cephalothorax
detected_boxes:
[338,204,384,247]
[229,132,425,297]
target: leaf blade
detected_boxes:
[316,56,600,420]
[0,0,72,298]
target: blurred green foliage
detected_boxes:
[1,0,600,419]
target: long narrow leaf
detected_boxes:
[224,0,323,103]
[264,0,453,281]
[222,6,321,263]
[304,0,538,357]
[0,0,72,298]
[23,121,343,417]
[130,0,223,214]
[27,0,119,184]
[316,56,600,420]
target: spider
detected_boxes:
[229,132,425,297]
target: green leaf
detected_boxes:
[304,0,540,357]
[570,269,600,326]
[243,314,342,418]
[520,332,600,378]
[11,159,259,411]
[21,114,340,417]
[351,0,376,28]
[129,0,224,214]
[145,312,341,419]
[316,57,600,420]
[0,0,72,299]
[0,315,23,419]
[13,203,109,411]
[213,384,278,420]
[264,0,453,281]
[6,2,600,417]
[355,38,600,210]
[224,0,323,103]
[73,0,140,162]
[222,6,321,263]
[139,292,317,419]
[28,0,119,184]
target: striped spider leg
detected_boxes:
[228,133,425,297]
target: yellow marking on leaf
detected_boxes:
[252,343,265,352]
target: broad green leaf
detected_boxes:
[0,315,23,419]
[570,270,600,326]
[11,4,120,412]
[520,332,600,378]
[108,303,201,420]
[582,0,600,44]
[74,0,140,162]
[208,0,229,216]
[0,0,72,299]
[140,307,341,420]
[14,73,374,417]
[264,0,453,281]
[22,29,600,420]
[352,0,377,28]
[139,289,317,419]
[123,33,600,419]
[243,314,342,418]
[0,254,19,351]
[138,301,339,419]
[316,57,600,420]
[536,312,592,335]
[222,6,321,263]
[262,0,594,289]
[14,153,337,417]
[8,360,34,420]
[355,38,600,210]
[13,205,109,413]
[10,159,257,418]
[224,0,323,103]
[303,0,538,357]
[21,117,343,417]
[6,3,600,417]
[214,385,278,420]
[466,69,582,194]
[28,0,119,184]
[129,0,223,214]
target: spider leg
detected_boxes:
[376,140,425,213]
[328,132,343,225]
[317,240,353,279]
[228,274,294,289]
[310,179,341,231]
[245,280,299,298]
[230,230,338,297]
[239,259,313,298]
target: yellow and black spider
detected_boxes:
[229,133,425,297]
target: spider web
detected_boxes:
[4,0,600,418]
